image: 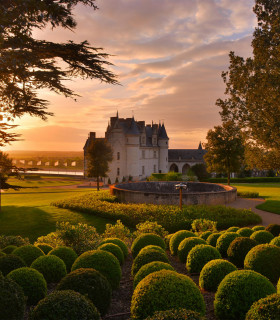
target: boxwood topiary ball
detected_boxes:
[206,233,222,247]
[216,232,240,258]
[138,245,166,256]
[145,308,205,320]
[7,267,47,305]
[48,246,78,272]
[169,230,196,256]
[200,231,212,241]
[71,250,122,289]
[245,293,280,320]
[250,230,274,244]
[98,243,124,265]
[265,224,280,237]
[131,233,166,258]
[244,244,280,282]
[237,228,254,237]
[214,270,276,320]
[56,268,112,316]
[270,236,280,247]
[227,237,258,268]
[31,255,67,283]
[133,261,174,289]
[0,254,26,276]
[186,245,221,274]
[227,227,239,232]
[0,276,25,320]
[131,270,205,320]
[99,238,128,258]
[199,259,237,292]
[35,243,53,254]
[13,245,44,266]
[131,249,169,277]
[2,245,17,254]
[0,251,5,257]
[252,226,265,231]
[178,237,207,263]
[29,290,100,320]
[164,233,174,248]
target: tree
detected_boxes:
[217,0,280,170]
[191,163,210,181]
[86,139,113,191]
[0,0,118,145]
[204,121,244,185]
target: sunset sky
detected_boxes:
[4,0,256,151]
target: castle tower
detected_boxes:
[158,123,169,173]
[126,117,140,180]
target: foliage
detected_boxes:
[35,243,53,254]
[99,237,128,258]
[48,246,78,272]
[199,231,213,240]
[227,226,239,232]
[131,233,166,259]
[164,233,174,248]
[35,232,64,248]
[145,308,205,320]
[71,250,121,289]
[102,220,133,247]
[169,230,196,256]
[205,177,280,183]
[98,243,124,265]
[199,259,237,292]
[0,254,26,276]
[216,232,240,258]
[252,226,265,231]
[237,191,260,198]
[1,245,17,254]
[244,244,280,283]
[13,245,44,266]
[131,248,169,277]
[214,270,276,320]
[0,234,29,249]
[206,233,222,247]
[134,221,168,239]
[191,163,210,181]
[56,268,112,316]
[250,230,274,244]
[245,293,280,320]
[131,270,206,319]
[265,224,280,237]
[191,219,217,233]
[133,261,174,289]
[29,290,100,320]
[0,276,25,320]
[227,237,258,268]
[7,267,47,305]
[31,255,67,283]
[237,228,254,237]
[186,244,222,274]
[270,236,280,247]
[178,237,206,263]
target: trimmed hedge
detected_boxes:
[145,308,205,320]
[216,232,240,258]
[71,250,122,289]
[252,226,265,231]
[13,245,44,266]
[244,244,280,282]
[227,227,239,232]
[29,290,100,320]
[2,245,17,254]
[237,228,254,237]
[214,270,276,320]
[200,231,212,241]
[199,259,237,292]
[48,246,78,272]
[186,244,222,274]
[131,233,166,258]
[164,234,174,248]
[178,237,206,263]
[204,177,280,183]
[270,236,280,247]
[206,233,222,247]
[265,224,280,237]
[57,268,112,316]
[99,238,128,258]
[250,231,274,244]
[138,245,166,257]
[0,254,26,276]
[35,243,53,254]
[131,270,205,319]
[7,267,47,305]
[169,230,196,256]
[98,243,124,265]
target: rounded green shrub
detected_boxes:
[0,254,26,276]
[214,270,276,320]
[227,237,258,268]
[169,230,196,256]
[138,245,166,256]
[31,255,67,283]
[7,267,47,305]
[216,232,240,258]
[57,268,111,316]
[48,246,78,272]
[99,238,128,258]
[206,233,222,247]
[145,308,205,320]
[35,243,53,254]
[227,226,239,232]
[245,293,280,320]
[71,250,122,289]
[237,228,254,237]
[0,251,5,257]
[270,236,280,247]
[0,276,25,320]
[250,230,274,244]
[131,233,166,258]
[265,224,280,237]
[199,259,237,292]
[186,244,221,273]
[133,261,174,289]
[131,270,205,319]
[131,249,169,277]
[2,245,17,254]
[199,231,212,241]
[13,245,44,266]
[164,233,173,248]
[178,237,206,263]
[98,243,124,265]
[29,290,100,320]
[252,226,265,231]
[244,244,280,282]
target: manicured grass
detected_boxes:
[233,183,280,214]
[8,176,84,188]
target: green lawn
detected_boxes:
[233,183,280,214]
[8,176,84,188]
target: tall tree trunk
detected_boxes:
[97,176,100,191]
[227,171,231,185]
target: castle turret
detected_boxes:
[126,117,140,180]
[158,123,169,173]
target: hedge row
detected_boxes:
[202,177,280,183]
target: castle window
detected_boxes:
[142,166,145,175]
[142,150,145,159]
[117,152,120,160]
[117,168,120,176]
[154,165,156,173]
[153,150,157,158]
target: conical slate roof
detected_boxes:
[158,123,169,139]
[126,117,140,135]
